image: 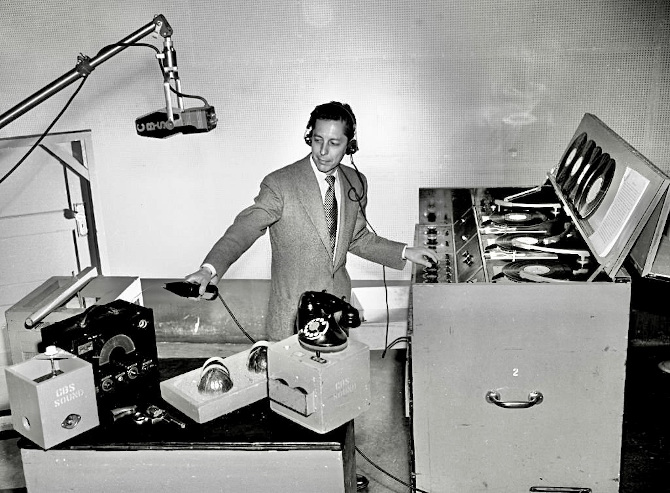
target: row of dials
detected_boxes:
[415,225,454,283]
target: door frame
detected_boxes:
[0,129,102,273]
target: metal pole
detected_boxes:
[0,15,172,131]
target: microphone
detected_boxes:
[136,35,217,138]
[135,105,217,138]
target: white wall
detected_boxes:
[1,0,669,281]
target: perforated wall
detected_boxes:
[1,0,668,281]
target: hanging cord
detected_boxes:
[382,336,410,353]
[216,291,256,343]
[101,42,210,105]
[1,39,202,187]
[339,155,396,358]
[0,76,88,186]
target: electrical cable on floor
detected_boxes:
[356,445,429,493]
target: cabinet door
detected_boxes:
[411,282,629,493]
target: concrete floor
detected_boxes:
[354,350,412,493]
[618,343,670,492]
[0,433,23,492]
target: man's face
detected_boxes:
[310,118,348,174]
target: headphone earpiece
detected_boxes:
[346,135,358,155]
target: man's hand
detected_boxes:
[404,247,439,267]
[184,267,217,296]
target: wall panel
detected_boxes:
[0,0,667,281]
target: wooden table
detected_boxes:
[19,358,356,493]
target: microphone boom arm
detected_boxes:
[0,14,174,131]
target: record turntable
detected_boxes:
[499,259,576,283]
[410,113,670,493]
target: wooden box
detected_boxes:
[160,348,267,423]
[268,335,370,434]
[411,282,630,492]
[5,351,99,449]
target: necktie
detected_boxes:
[324,175,337,257]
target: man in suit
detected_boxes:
[186,101,437,341]
[186,101,436,491]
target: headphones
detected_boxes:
[304,101,358,155]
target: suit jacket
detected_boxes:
[203,155,406,341]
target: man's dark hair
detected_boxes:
[306,101,356,141]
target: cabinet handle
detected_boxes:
[529,488,591,492]
[485,390,543,409]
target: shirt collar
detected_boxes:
[309,155,339,182]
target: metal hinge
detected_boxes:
[70,203,88,237]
